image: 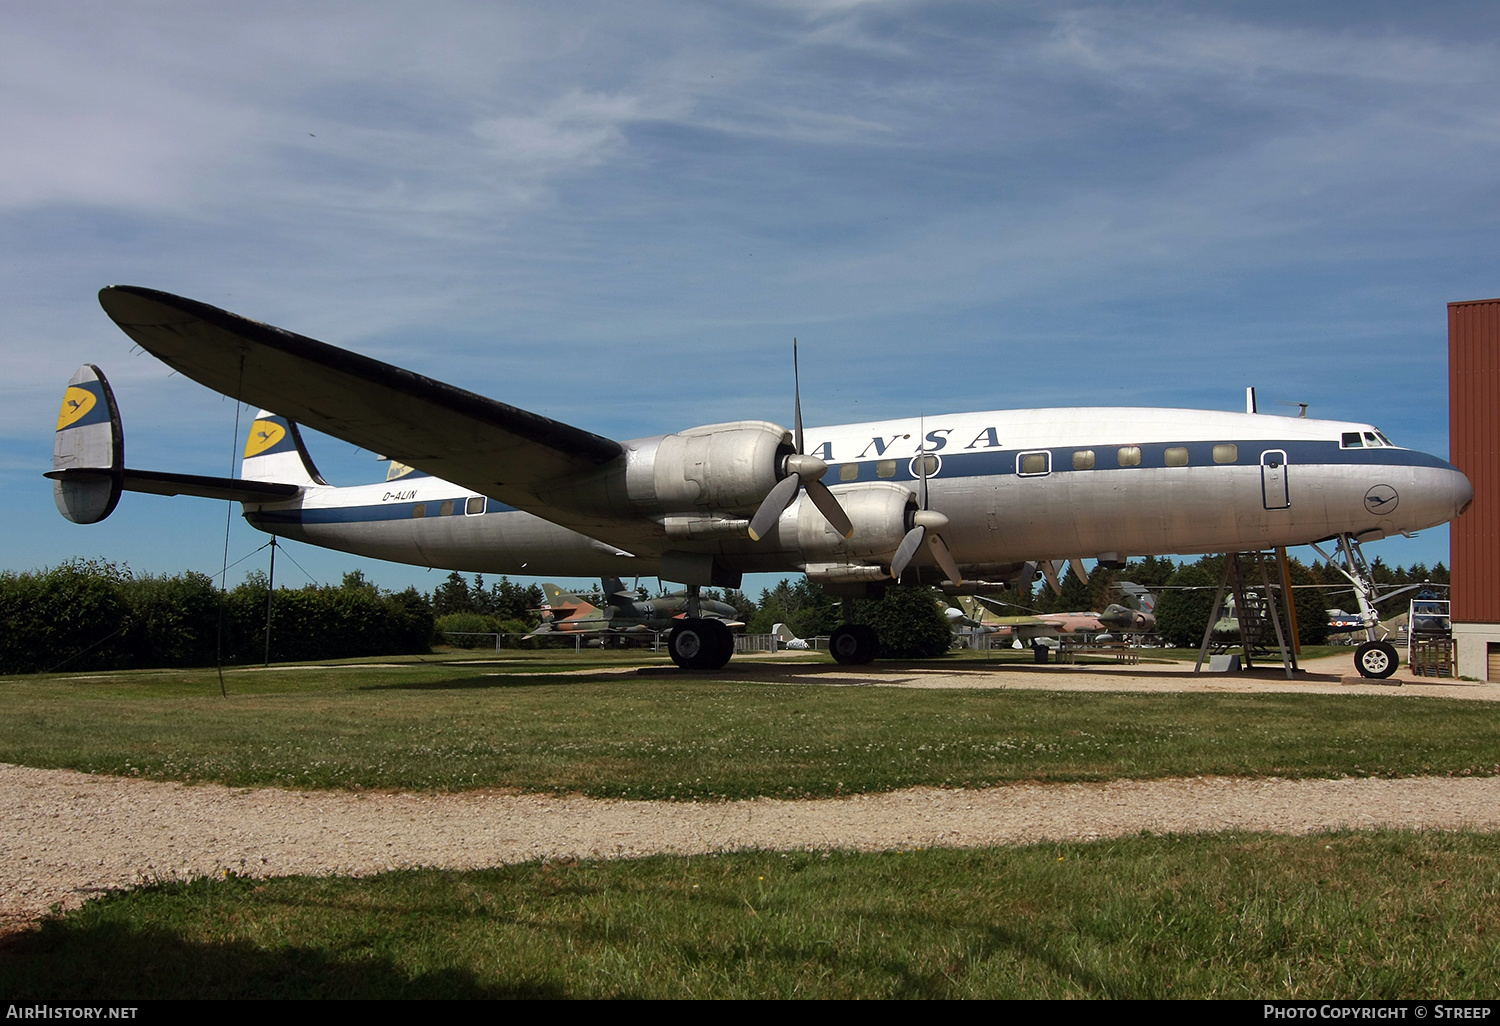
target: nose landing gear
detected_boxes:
[1354,639,1399,680]
[1310,534,1408,680]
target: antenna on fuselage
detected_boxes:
[1246,387,1258,414]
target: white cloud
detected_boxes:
[472,90,645,171]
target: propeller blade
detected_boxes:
[805,479,854,538]
[792,337,804,455]
[890,525,925,580]
[746,473,800,542]
[1042,560,1064,596]
[928,532,964,586]
[917,417,928,509]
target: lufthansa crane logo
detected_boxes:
[1364,484,1399,515]
[56,386,97,430]
[244,419,287,458]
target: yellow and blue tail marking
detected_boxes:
[51,365,123,524]
[241,410,327,487]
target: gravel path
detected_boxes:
[6,765,1499,933]
[4,655,1497,933]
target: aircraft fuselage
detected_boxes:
[242,406,1472,580]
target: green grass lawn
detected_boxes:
[2,654,1496,797]
[5,652,1498,999]
[5,831,1497,999]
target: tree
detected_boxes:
[856,585,951,659]
[431,571,472,616]
[749,578,840,639]
[1155,563,1219,649]
[1285,558,1330,647]
[1049,564,1094,613]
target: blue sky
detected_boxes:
[3,1,1494,599]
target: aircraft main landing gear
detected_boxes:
[668,618,733,671]
[830,624,879,665]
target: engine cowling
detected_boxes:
[625,420,792,514]
[788,481,914,564]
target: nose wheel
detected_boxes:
[1354,640,1399,680]
[668,618,734,671]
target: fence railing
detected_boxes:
[441,631,827,654]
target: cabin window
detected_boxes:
[876,460,897,478]
[1117,446,1142,467]
[1341,432,1363,448]
[1018,451,1051,476]
[910,454,940,479]
[440,500,454,517]
[839,463,859,481]
[1073,449,1095,470]
[1213,444,1238,464]
[412,503,427,518]
[465,496,486,515]
[1164,446,1189,467]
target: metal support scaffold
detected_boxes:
[1194,549,1297,678]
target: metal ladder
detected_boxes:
[1195,549,1298,678]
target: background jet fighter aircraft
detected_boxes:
[49,286,1473,676]
[528,578,742,642]
[949,595,1155,648]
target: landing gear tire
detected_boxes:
[700,618,733,670]
[830,624,879,665]
[1354,640,1399,680]
[668,618,734,671]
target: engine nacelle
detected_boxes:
[625,420,791,514]
[789,481,913,564]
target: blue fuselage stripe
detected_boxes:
[822,438,1453,485]
[244,437,1452,527]
[250,498,518,526]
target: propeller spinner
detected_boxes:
[889,432,963,586]
[746,340,854,543]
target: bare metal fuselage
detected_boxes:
[242,407,1472,580]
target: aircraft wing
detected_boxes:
[97,286,626,527]
[983,614,1052,627]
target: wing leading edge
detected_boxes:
[97,286,627,530]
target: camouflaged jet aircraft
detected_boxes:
[528,577,742,643]
[50,287,1473,676]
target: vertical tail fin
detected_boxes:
[241,410,327,487]
[52,365,123,524]
[601,577,635,606]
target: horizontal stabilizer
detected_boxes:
[47,468,302,504]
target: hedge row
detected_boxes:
[0,560,434,674]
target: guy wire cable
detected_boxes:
[213,356,246,698]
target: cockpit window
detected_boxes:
[1341,432,1362,448]
[1376,430,1395,447]
[1364,431,1381,446]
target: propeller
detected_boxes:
[747,340,854,542]
[889,425,963,585]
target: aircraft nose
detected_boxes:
[1451,464,1475,517]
